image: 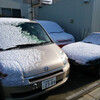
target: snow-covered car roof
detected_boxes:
[62,32,100,65]
[0,18,36,23]
[37,20,64,33]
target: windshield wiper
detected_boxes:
[16,41,52,47]
[0,48,4,51]
[5,41,52,50]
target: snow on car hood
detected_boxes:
[0,49,43,77]
[0,48,43,86]
[0,44,63,79]
[50,32,75,44]
[62,42,100,65]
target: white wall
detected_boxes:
[92,0,100,32]
[0,0,30,18]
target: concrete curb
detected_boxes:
[65,80,100,100]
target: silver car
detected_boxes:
[0,18,70,100]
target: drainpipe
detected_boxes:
[30,0,41,20]
[30,0,34,20]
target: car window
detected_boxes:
[0,22,51,50]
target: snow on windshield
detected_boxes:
[0,20,46,50]
[83,32,100,45]
[38,21,64,33]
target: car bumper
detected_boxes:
[69,59,100,77]
[3,64,70,100]
[69,59,99,69]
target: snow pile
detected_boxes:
[62,42,100,65]
[0,49,44,86]
[0,19,40,50]
[83,32,100,45]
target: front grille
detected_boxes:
[29,69,63,83]
[11,68,67,99]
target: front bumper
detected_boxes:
[69,59,99,69]
[3,64,70,100]
[69,59,100,77]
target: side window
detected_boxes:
[12,9,21,18]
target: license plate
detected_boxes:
[42,77,56,90]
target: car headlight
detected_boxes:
[60,51,68,65]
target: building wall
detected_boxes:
[92,0,100,32]
[0,0,30,18]
[38,0,94,41]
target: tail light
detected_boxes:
[57,39,72,42]
[58,44,68,48]
[57,39,72,48]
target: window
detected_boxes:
[2,8,12,17]
[12,9,21,18]
[2,8,21,18]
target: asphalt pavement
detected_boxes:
[34,68,100,100]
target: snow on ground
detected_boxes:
[62,42,100,65]
[0,49,44,86]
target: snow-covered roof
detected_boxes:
[0,18,31,24]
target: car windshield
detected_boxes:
[82,33,100,45]
[0,22,51,50]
